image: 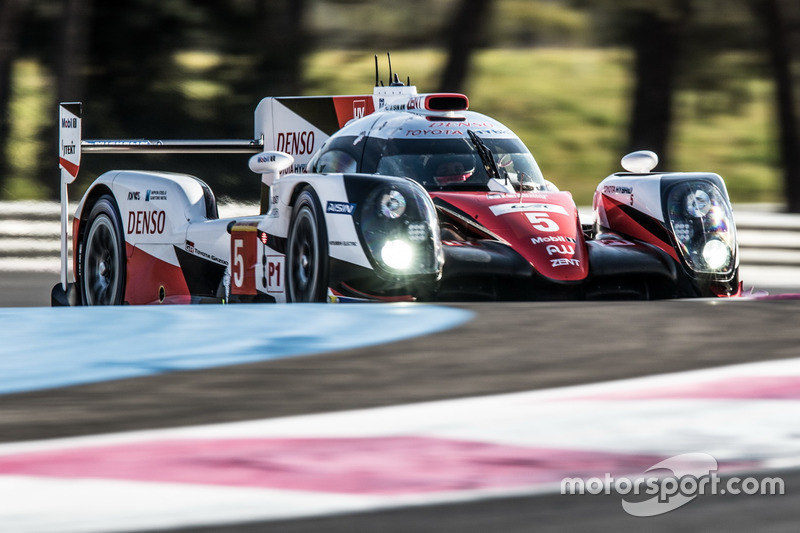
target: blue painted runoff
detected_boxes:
[0,303,473,395]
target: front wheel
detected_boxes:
[286,188,329,302]
[80,195,127,305]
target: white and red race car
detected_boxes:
[53,67,739,305]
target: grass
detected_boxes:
[4,48,783,205]
[3,59,53,200]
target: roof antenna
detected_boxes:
[374,55,380,87]
[387,52,393,86]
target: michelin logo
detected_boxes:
[326,201,357,215]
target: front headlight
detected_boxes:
[666,181,736,274]
[359,182,441,275]
[381,239,414,269]
[702,238,731,271]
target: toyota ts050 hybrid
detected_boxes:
[52,64,740,306]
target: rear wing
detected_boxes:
[57,103,266,292]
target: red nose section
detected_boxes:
[434,192,588,281]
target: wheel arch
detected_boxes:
[73,183,117,285]
[287,180,313,208]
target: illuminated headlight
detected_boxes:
[381,239,414,269]
[666,181,736,274]
[359,183,442,276]
[702,239,731,271]
[380,190,406,219]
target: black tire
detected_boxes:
[80,195,127,305]
[286,188,329,302]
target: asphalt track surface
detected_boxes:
[2,271,800,532]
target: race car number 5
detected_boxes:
[525,212,559,232]
[230,233,257,295]
[233,239,245,287]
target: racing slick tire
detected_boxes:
[80,195,127,305]
[286,187,329,302]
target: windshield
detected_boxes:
[364,136,547,191]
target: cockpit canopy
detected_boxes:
[308,111,547,192]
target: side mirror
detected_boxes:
[621,150,658,173]
[249,151,294,186]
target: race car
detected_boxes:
[52,65,739,306]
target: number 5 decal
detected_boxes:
[525,212,559,232]
[230,227,257,295]
[233,239,244,287]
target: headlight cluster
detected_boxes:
[360,184,442,275]
[667,181,736,274]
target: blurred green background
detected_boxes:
[0,0,796,209]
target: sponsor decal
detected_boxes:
[353,100,367,119]
[405,128,464,136]
[603,185,634,195]
[194,248,228,266]
[326,201,357,215]
[403,123,510,138]
[433,121,496,128]
[490,203,569,217]
[546,244,575,256]
[531,235,577,245]
[61,142,77,156]
[266,256,284,294]
[145,189,167,201]
[603,185,635,206]
[185,240,195,253]
[551,258,581,267]
[59,105,81,180]
[407,96,424,110]
[127,210,166,235]
[329,240,358,247]
[127,191,140,201]
[276,131,316,155]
